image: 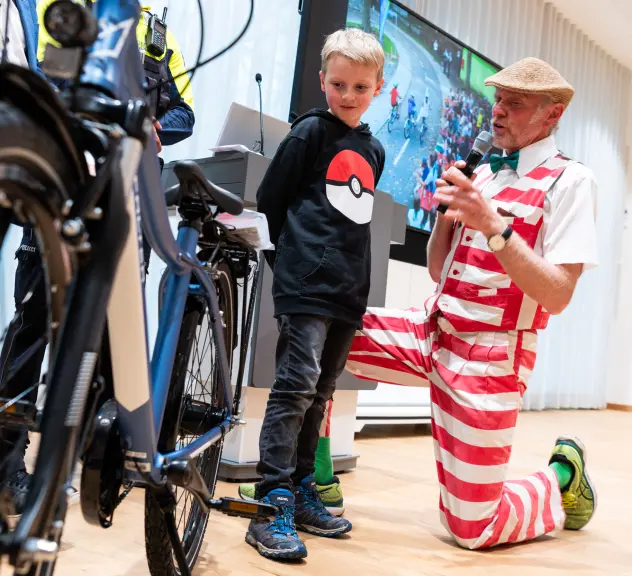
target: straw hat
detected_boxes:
[485,57,575,107]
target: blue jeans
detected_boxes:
[255,314,356,497]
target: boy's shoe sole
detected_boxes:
[239,484,345,517]
[245,531,308,560]
[295,521,352,538]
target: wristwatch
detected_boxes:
[487,226,513,252]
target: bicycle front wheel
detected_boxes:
[144,260,236,576]
[0,100,79,576]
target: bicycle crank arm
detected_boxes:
[206,497,277,520]
[164,460,277,520]
[164,460,212,512]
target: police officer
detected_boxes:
[0,1,195,515]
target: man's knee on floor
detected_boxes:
[445,528,492,551]
[441,509,496,551]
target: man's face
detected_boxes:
[491,89,564,152]
[320,55,384,128]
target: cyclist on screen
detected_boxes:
[408,93,417,122]
[420,95,430,127]
[390,82,400,117]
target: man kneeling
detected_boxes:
[346,57,598,549]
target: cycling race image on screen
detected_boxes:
[346,0,500,233]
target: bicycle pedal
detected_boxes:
[208,497,277,520]
[0,398,38,430]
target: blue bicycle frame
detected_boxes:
[80,0,235,485]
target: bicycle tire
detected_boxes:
[0,102,76,576]
[404,119,411,139]
[144,260,236,576]
[387,117,394,133]
[0,101,74,200]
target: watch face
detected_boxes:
[488,235,506,252]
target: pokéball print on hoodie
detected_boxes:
[325,149,375,225]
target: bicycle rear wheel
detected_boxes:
[144,260,236,576]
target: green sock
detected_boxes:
[550,460,574,491]
[313,437,334,485]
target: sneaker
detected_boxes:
[5,469,31,521]
[3,472,80,526]
[238,483,257,502]
[549,436,597,530]
[245,489,307,560]
[294,476,351,537]
[316,476,345,517]
[66,485,80,508]
[239,478,346,517]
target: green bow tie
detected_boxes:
[490,151,519,173]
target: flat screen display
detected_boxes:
[345,0,501,234]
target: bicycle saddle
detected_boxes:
[165,160,244,216]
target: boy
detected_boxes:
[247,28,386,560]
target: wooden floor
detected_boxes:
[5,409,632,576]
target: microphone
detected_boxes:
[255,73,264,156]
[437,130,494,214]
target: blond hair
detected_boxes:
[321,28,385,81]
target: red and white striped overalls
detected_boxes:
[346,155,572,549]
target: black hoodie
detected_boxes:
[256,109,385,326]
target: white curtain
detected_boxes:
[400,0,631,409]
[149,0,301,163]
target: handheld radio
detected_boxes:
[146,8,167,57]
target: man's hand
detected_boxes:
[435,162,506,238]
[153,120,162,153]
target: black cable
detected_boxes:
[147,0,255,98]
[174,0,205,102]
[257,77,264,155]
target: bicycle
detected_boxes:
[419,118,429,145]
[403,113,416,139]
[387,103,400,133]
[0,0,275,575]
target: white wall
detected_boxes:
[390,0,632,410]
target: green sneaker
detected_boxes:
[549,436,597,530]
[238,483,257,502]
[316,476,345,517]
[238,478,345,517]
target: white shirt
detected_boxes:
[480,135,599,270]
[0,0,28,67]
